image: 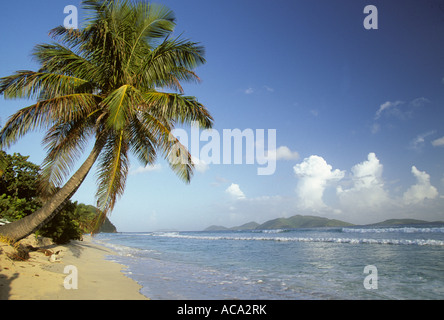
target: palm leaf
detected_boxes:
[124,2,176,71]
[39,116,96,197]
[0,93,99,149]
[0,71,90,100]
[137,37,205,89]
[127,113,158,167]
[32,43,100,85]
[96,129,129,214]
[101,84,130,130]
[143,91,213,128]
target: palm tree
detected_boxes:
[0,0,213,242]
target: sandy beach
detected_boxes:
[0,234,148,300]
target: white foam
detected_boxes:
[342,227,444,234]
[151,233,444,246]
[260,229,287,234]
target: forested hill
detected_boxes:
[205,215,353,231]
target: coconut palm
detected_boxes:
[0,0,213,242]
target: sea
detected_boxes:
[92,224,444,300]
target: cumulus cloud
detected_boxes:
[293,155,345,210]
[337,153,389,208]
[403,166,438,205]
[225,183,246,200]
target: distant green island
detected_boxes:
[204,215,444,231]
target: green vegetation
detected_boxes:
[0,152,116,244]
[0,152,42,221]
[258,215,354,229]
[205,215,353,231]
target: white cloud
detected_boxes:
[293,155,345,210]
[374,98,430,121]
[192,156,209,173]
[375,100,403,120]
[225,183,246,200]
[403,166,438,205]
[349,152,383,190]
[432,136,444,147]
[129,164,162,175]
[256,145,299,163]
[244,86,275,95]
[409,131,435,151]
[266,146,299,161]
[410,97,430,108]
[337,153,389,208]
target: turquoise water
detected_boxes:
[93,224,444,299]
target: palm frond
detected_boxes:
[0,93,99,149]
[165,132,194,183]
[127,113,158,167]
[39,117,95,197]
[32,43,99,85]
[137,37,205,89]
[96,129,129,214]
[124,2,175,70]
[143,91,213,129]
[138,109,195,183]
[0,71,90,100]
[101,84,130,130]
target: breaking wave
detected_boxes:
[342,227,444,234]
[151,232,444,246]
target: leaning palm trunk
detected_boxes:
[0,142,102,242]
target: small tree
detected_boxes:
[37,201,83,244]
[0,152,42,221]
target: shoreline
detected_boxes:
[0,234,149,300]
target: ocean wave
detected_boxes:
[256,229,288,234]
[342,227,444,234]
[151,233,444,246]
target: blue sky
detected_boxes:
[1,0,444,231]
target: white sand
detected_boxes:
[0,235,148,300]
